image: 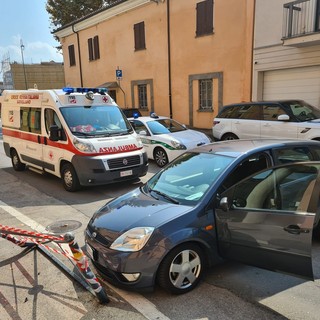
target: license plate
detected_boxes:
[85,243,94,260]
[120,169,133,177]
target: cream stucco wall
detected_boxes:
[56,0,254,129]
[253,0,320,103]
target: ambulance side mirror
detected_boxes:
[49,125,60,141]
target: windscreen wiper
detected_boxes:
[149,188,179,204]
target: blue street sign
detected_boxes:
[116,69,122,80]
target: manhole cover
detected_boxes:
[45,220,82,234]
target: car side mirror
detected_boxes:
[220,197,229,212]
[278,114,290,121]
[139,130,147,136]
[49,124,60,141]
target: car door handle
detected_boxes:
[284,225,310,234]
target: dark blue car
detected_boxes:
[85,139,320,294]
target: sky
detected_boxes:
[0,0,63,78]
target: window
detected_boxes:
[134,22,146,51]
[231,164,319,212]
[88,36,100,61]
[262,105,286,121]
[138,84,148,109]
[273,147,313,164]
[20,107,41,134]
[196,0,214,37]
[133,120,149,135]
[45,109,66,141]
[68,45,76,66]
[199,79,213,110]
[237,105,261,120]
[221,153,269,191]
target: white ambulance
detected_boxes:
[0,87,148,191]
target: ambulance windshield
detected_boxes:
[60,105,133,137]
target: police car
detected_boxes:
[130,113,211,166]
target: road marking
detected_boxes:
[0,199,171,320]
[0,200,47,233]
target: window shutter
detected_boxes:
[68,45,76,66]
[88,38,94,61]
[196,0,213,36]
[196,1,206,36]
[93,36,100,60]
[134,22,146,50]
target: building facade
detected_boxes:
[253,0,320,107]
[54,0,255,129]
[3,62,65,90]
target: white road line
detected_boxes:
[0,200,47,233]
[0,199,171,320]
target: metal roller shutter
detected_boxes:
[262,66,320,107]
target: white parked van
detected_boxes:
[0,87,148,191]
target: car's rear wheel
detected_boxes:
[157,243,205,294]
[61,163,80,192]
[221,133,238,141]
[154,147,168,167]
[11,149,26,171]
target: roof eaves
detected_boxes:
[53,0,151,38]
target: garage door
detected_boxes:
[263,66,320,107]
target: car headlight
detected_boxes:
[73,137,97,153]
[110,227,154,252]
[171,140,187,150]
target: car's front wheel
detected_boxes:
[61,163,80,192]
[157,243,205,294]
[154,147,168,167]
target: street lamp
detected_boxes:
[20,39,28,89]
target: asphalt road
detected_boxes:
[1,132,320,320]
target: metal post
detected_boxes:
[20,39,28,89]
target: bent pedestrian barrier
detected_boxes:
[0,224,109,304]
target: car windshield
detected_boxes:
[147,119,186,135]
[60,105,133,137]
[285,101,320,121]
[144,152,234,205]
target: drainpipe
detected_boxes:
[72,24,83,87]
[166,0,173,118]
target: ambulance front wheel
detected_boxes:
[11,149,26,171]
[61,163,80,192]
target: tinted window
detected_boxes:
[238,105,261,120]
[262,105,287,121]
[221,153,269,190]
[273,147,313,164]
[218,106,238,118]
[219,105,261,120]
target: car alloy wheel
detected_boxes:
[154,147,168,167]
[157,243,205,294]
